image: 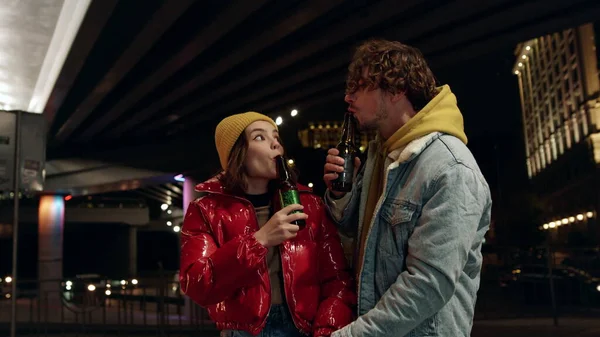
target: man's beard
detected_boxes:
[358,98,387,131]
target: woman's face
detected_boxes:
[243,120,283,180]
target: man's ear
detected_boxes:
[390,91,405,103]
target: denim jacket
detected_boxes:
[327,132,491,337]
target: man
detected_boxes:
[323,39,491,336]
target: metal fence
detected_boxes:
[1,245,600,336]
[475,245,600,322]
[0,276,217,336]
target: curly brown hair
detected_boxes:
[346,39,438,111]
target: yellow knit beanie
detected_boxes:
[215,111,278,170]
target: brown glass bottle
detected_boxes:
[331,112,358,192]
[275,155,306,229]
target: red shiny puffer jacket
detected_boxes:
[179,177,356,336]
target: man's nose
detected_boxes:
[344,93,355,103]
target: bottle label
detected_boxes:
[341,155,355,176]
[279,190,303,216]
[334,154,355,183]
[280,190,301,206]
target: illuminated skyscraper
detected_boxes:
[513,23,600,243]
[514,23,599,178]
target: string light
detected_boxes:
[540,211,594,230]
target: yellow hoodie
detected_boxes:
[355,85,468,277]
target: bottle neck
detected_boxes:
[340,114,355,143]
[275,156,291,181]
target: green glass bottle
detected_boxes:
[275,155,306,229]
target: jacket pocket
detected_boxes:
[375,200,419,292]
[380,199,417,226]
[379,199,418,257]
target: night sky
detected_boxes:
[435,48,529,202]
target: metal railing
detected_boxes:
[475,245,600,322]
[0,276,218,336]
[1,245,600,335]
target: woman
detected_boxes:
[179,112,356,337]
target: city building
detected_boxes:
[298,121,377,151]
[513,23,600,244]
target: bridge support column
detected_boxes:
[38,195,64,307]
[129,226,138,277]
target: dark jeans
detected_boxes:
[221,304,305,337]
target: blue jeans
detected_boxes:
[221,304,305,337]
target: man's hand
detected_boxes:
[323,148,361,198]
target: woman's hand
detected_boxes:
[254,204,308,247]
